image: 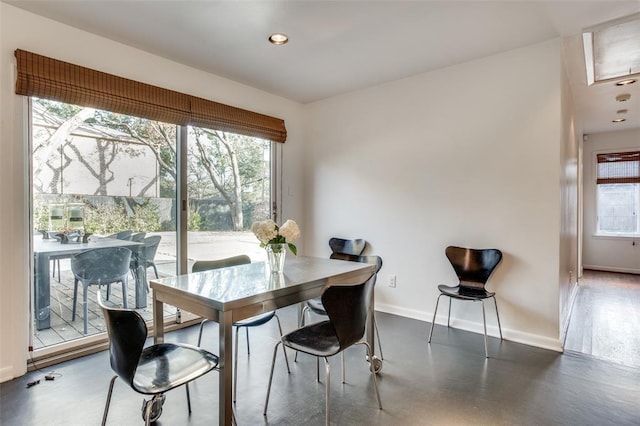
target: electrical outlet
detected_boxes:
[388,274,396,288]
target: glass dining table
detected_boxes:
[33,235,146,330]
[150,256,377,426]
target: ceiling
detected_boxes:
[4,1,640,134]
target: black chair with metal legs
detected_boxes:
[428,246,503,358]
[299,237,366,327]
[264,275,382,426]
[97,291,220,426]
[328,237,366,257]
[301,252,385,360]
[192,255,290,403]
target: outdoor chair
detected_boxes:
[70,247,132,334]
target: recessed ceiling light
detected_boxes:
[616,79,637,86]
[612,118,627,123]
[268,33,289,45]
[616,93,631,102]
[616,109,628,114]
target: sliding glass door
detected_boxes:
[29,99,277,353]
[31,98,177,350]
[185,126,271,268]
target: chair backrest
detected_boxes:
[321,274,375,351]
[142,235,162,261]
[192,254,251,273]
[71,247,132,282]
[97,291,147,386]
[445,246,503,291]
[128,232,147,242]
[107,230,133,240]
[329,238,366,258]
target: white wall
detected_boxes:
[0,4,304,382]
[558,42,580,339]
[582,128,640,273]
[303,39,565,351]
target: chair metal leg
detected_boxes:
[428,294,443,343]
[101,375,118,426]
[481,300,489,358]
[359,341,382,409]
[447,297,452,327]
[82,283,89,334]
[274,314,290,373]
[317,357,320,382]
[263,341,282,416]
[373,315,384,360]
[324,357,331,426]
[72,279,79,321]
[493,296,503,340]
[185,382,191,414]
[121,278,128,309]
[245,327,250,354]
[197,319,208,346]
[294,307,310,362]
[341,352,345,383]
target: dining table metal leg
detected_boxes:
[219,310,234,426]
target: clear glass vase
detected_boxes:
[266,243,287,273]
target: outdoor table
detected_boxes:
[33,236,145,330]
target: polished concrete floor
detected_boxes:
[3,306,640,426]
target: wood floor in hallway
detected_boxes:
[564,269,640,367]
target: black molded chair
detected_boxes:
[302,254,385,361]
[428,246,503,358]
[97,291,219,426]
[328,237,366,258]
[300,238,366,323]
[71,247,132,334]
[193,255,290,402]
[264,275,382,426]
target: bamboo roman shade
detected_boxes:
[14,49,287,143]
[596,151,640,184]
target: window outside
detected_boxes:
[31,98,273,350]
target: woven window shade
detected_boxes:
[14,49,287,143]
[596,151,640,184]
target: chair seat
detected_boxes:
[233,311,276,327]
[306,297,326,316]
[132,343,219,395]
[437,284,495,300]
[282,321,340,357]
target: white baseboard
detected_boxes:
[0,366,16,383]
[583,265,640,275]
[376,302,563,353]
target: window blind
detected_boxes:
[596,151,640,184]
[14,49,287,143]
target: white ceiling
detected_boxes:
[4,0,640,134]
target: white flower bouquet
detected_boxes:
[251,219,300,255]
